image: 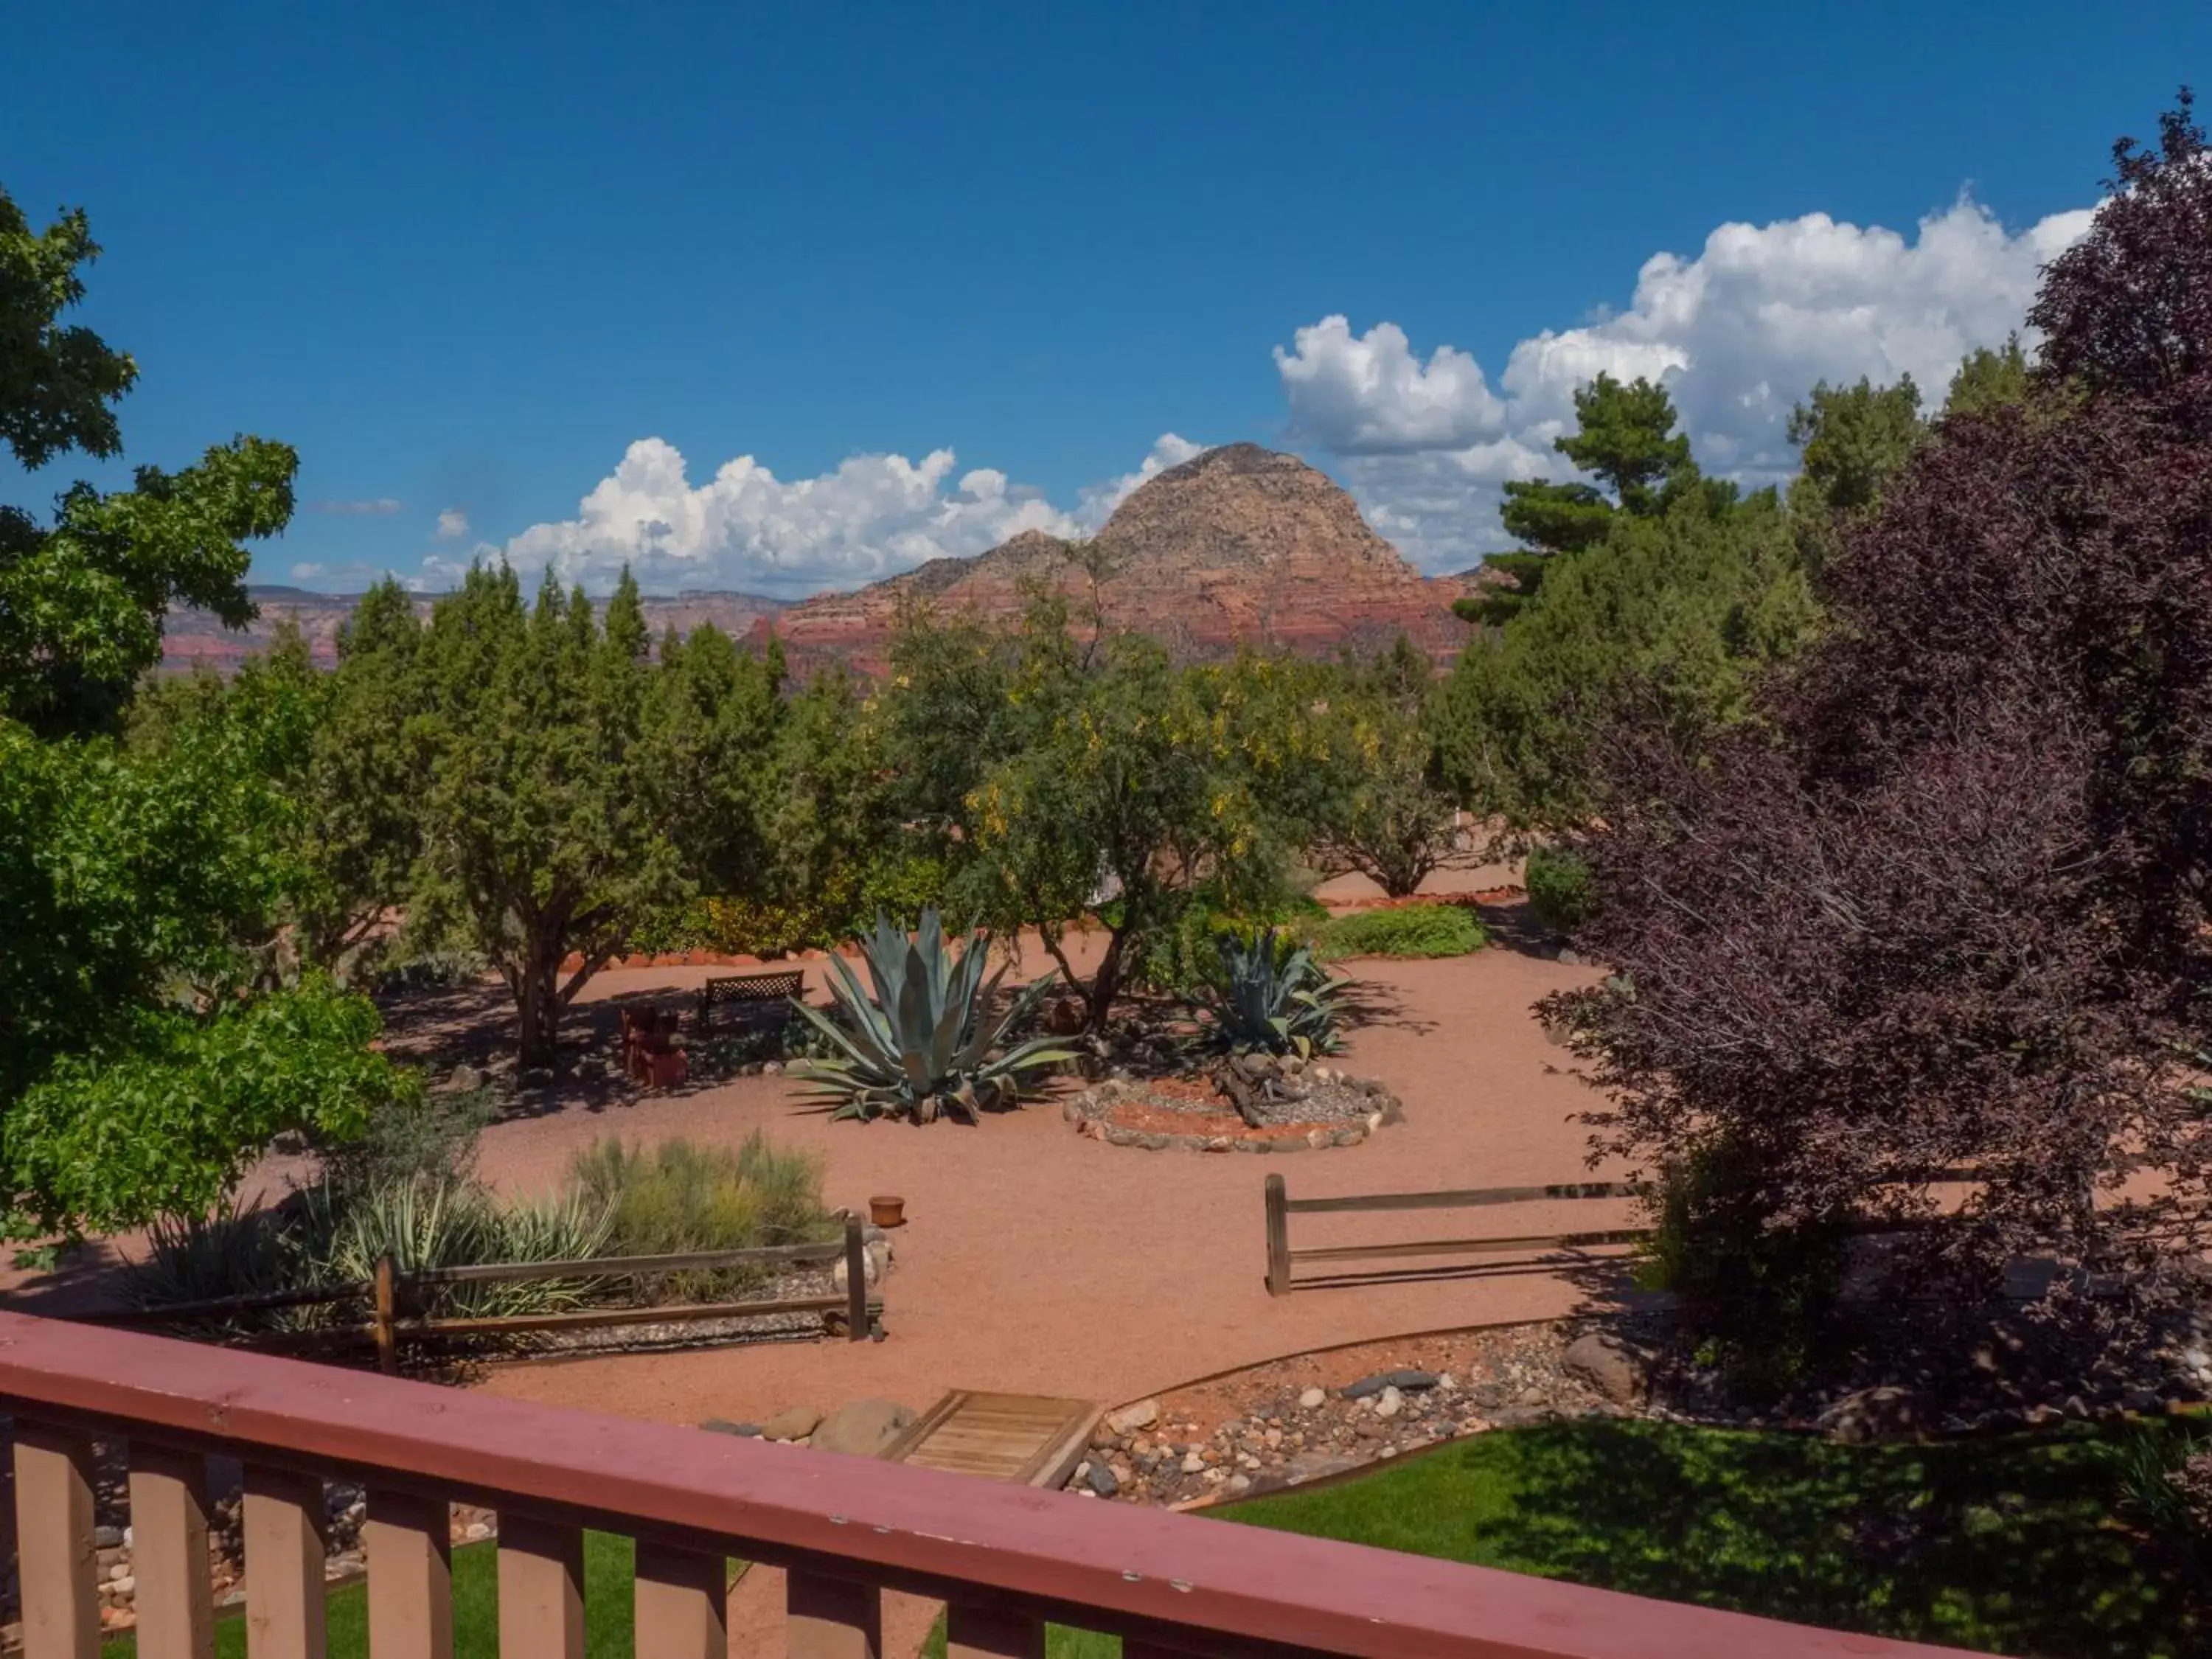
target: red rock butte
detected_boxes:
[751,443,1474,675]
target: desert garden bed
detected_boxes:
[1064,1054,1403,1152]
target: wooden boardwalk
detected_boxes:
[880,1389,1101,1488]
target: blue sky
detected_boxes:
[5,2,2208,595]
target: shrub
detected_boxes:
[791,908,1073,1123]
[2115,1419,2212,1543]
[1638,1137,1848,1396]
[364,944,493,993]
[320,1085,498,1194]
[1523,846,1597,935]
[1197,928,1347,1056]
[565,1133,833,1301]
[1316,903,1486,960]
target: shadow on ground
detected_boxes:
[1235,1415,2209,1658]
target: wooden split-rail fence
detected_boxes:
[1261,1164,2025,1295]
[86,1214,883,1368]
[1262,1172,1645,1295]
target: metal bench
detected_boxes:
[697,967,807,1029]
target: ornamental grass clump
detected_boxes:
[565,1133,833,1301]
[790,908,1075,1123]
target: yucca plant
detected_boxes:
[1198,926,1347,1056]
[790,908,1076,1122]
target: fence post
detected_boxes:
[844,1214,869,1342]
[375,1253,399,1376]
[1264,1175,1291,1297]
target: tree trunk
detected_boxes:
[514,951,563,1073]
[1085,929,1127,1032]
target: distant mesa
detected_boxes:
[160,588,790,675]
[159,444,1473,677]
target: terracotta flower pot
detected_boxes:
[869,1195,906,1229]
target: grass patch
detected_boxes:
[1232,1418,2207,1658]
[1315,902,1486,960]
[102,1531,645,1658]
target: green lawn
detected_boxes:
[109,1422,2208,1659]
[1228,1418,2206,1659]
[102,1532,643,1658]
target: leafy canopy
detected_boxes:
[0,180,411,1239]
[1557,96,2212,1361]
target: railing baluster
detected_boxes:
[945,1602,1045,1658]
[364,1489,452,1659]
[14,1422,98,1659]
[243,1466,329,1659]
[497,1515,585,1659]
[633,1539,726,1658]
[785,1570,880,1659]
[128,1442,215,1659]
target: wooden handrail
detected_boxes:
[0,1311,1958,1658]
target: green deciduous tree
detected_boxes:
[0,181,412,1238]
[883,563,1285,1030]
[1304,636,1466,897]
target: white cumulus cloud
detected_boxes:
[1276,318,1505,453]
[498,439,1214,598]
[435,507,470,540]
[1281,195,2098,571]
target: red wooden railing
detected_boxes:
[0,1311,1963,1657]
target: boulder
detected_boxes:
[1562,1333,1649,1406]
[760,1405,824,1443]
[811,1399,917,1458]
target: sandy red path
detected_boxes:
[463,930,1623,1433]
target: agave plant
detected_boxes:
[1198,926,1347,1056]
[790,908,1075,1123]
